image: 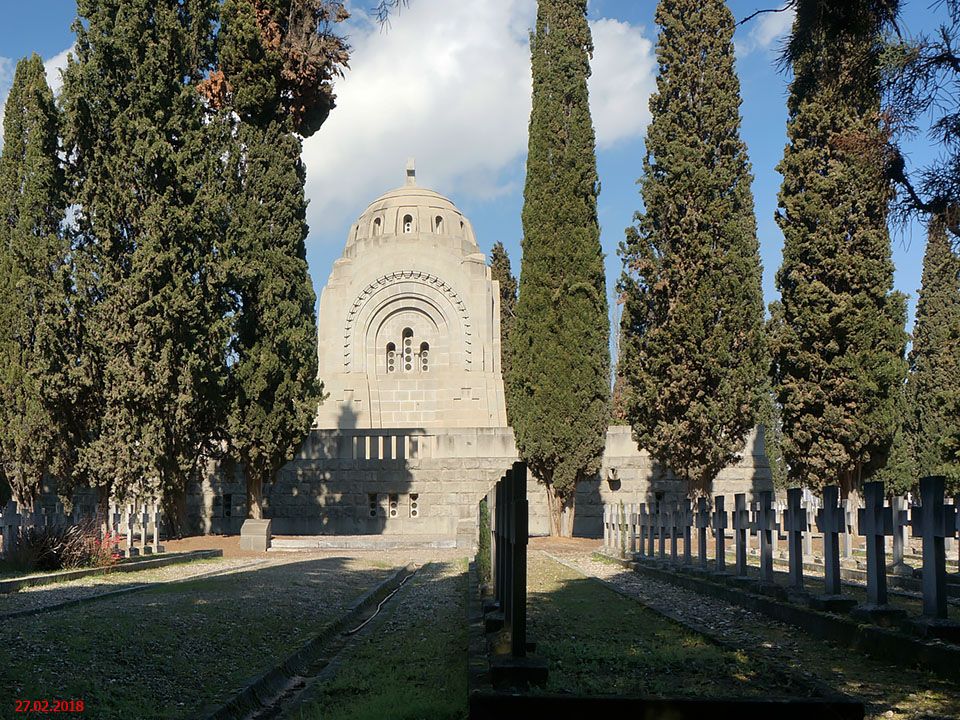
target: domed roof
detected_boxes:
[360,184,460,217]
[346,160,477,249]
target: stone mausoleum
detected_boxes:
[190,163,772,545]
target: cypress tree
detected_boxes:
[508,0,609,536]
[0,55,73,509]
[488,241,517,423]
[906,214,960,489]
[213,0,345,518]
[618,0,767,496]
[62,0,227,528]
[772,1,907,494]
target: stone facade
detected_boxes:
[188,425,772,542]
[315,161,507,430]
[187,166,773,543]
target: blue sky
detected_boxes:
[0,0,949,347]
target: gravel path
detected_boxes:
[539,540,959,720]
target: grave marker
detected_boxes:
[753,491,777,587]
[1,501,21,557]
[151,501,164,554]
[680,499,693,565]
[695,497,711,570]
[890,496,911,576]
[910,476,957,624]
[852,482,905,625]
[784,488,807,591]
[815,486,845,597]
[637,503,647,558]
[124,504,139,558]
[733,494,750,576]
[713,496,728,573]
[669,502,680,564]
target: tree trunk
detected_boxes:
[545,483,576,537]
[163,488,188,539]
[839,464,863,536]
[246,469,264,520]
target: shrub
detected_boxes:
[9,519,116,572]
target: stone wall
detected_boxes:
[187,426,773,545]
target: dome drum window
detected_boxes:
[402,214,414,233]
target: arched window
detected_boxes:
[373,217,382,236]
[402,328,414,371]
[419,342,429,372]
[385,342,396,373]
[434,215,443,234]
[402,214,413,233]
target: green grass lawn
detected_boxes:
[0,557,396,720]
[291,559,469,720]
[527,553,811,699]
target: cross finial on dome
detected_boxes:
[406,157,416,186]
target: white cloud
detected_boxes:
[737,7,795,57]
[588,18,655,150]
[44,45,74,95]
[302,0,655,239]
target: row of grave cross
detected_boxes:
[0,499,164,559]
[603,476,958,621]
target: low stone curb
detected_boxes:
[0,549,224,594]
[197,562,416,720]
[600,551,960,682]
[0,558,267,621]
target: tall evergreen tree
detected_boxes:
[771,0,907,494]
[488,241,517,423]
[508,0,609,536]
[61,0,227,529]
[0,55,73,509]
[212,0,346,518]
[619,0,767,496]
[906,214,960,489]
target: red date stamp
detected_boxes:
[14,700,84,714]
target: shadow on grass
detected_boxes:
[0,556,402,720]
[553,553,960,720]
[291,561,468,720]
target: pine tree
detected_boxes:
[772,0,907,494]
[214,0,345,518]
[618,0,767,496]
[906,214,960,490]
[508,0,609,536]
[62,0,227,529]
[488,241,517,423]
[0,55,73,509]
